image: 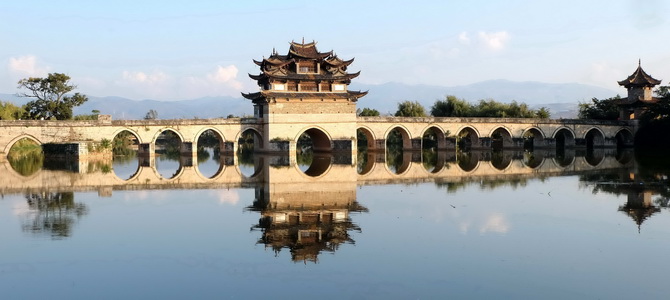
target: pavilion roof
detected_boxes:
[248,71,361,82]
[288,41,332,59]
[618,62,662,88]
[241,90,368,102]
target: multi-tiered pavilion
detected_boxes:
[618,61,662,120]
[243,41,367,154]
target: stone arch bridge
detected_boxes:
[0,116,635,159]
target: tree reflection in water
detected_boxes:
[21,192,88,239]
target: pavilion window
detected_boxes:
[300,83,318,92]
[333,84,346,91]
[297,62,319,74]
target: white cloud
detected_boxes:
[477,31,510,51]
[456,212,510,235]
[479,213,510,234]
[207,65,239,84]
[113,65,245,100]
[216,189,239,205]
[458,32,471,45]
[122,71,169,84]
[116,70,172,99]
[8,55,49,77]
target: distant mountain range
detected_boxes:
[0,80,620,120]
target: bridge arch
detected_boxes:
[584,127,606,149]
[455,126,480,149]
[237,127,263,151]
[615,128,634,148]
[194,128,226,148]
[4,134,42,155]
[421,125,447,149]
[385,125,413,150]
[296,126,333,152]
[522,127,546,150]
[152,128,184,144]
[552,127,576,148]
[111,128,143,144]
[356,126,377,149]
[489,126,514,149]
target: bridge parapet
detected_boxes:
[0,116,637,159]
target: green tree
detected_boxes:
[73,110,102,120]
[578,96,620,120]
[639,86,670,124]
[17,73,88,120]
[431,95,548,118]
[144,109,158,120]
[395,100,426,117]
[431,95,470,117]
[535,107,550,119]
[0,101,25,120]
[358,107,380,116]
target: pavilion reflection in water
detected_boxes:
[245,156,368,263]
[582,165,670,232]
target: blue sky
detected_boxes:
[1,0,668,100]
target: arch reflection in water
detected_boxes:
[237,150,263,178]
[112,153,139,180]
[7,137,44,177]
[154,130,183,179]
[298,153,332,177]
[196,129,226,179]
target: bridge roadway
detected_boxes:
[0,116,635,158]
[0,149,632,196]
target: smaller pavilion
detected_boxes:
[617,61,662,120]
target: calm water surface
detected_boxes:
[1,149,669,299]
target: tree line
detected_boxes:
[358,95,550,118]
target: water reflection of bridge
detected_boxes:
[6,149,652,263]
[0,149,633,195]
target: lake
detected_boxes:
[1,148,669,299]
